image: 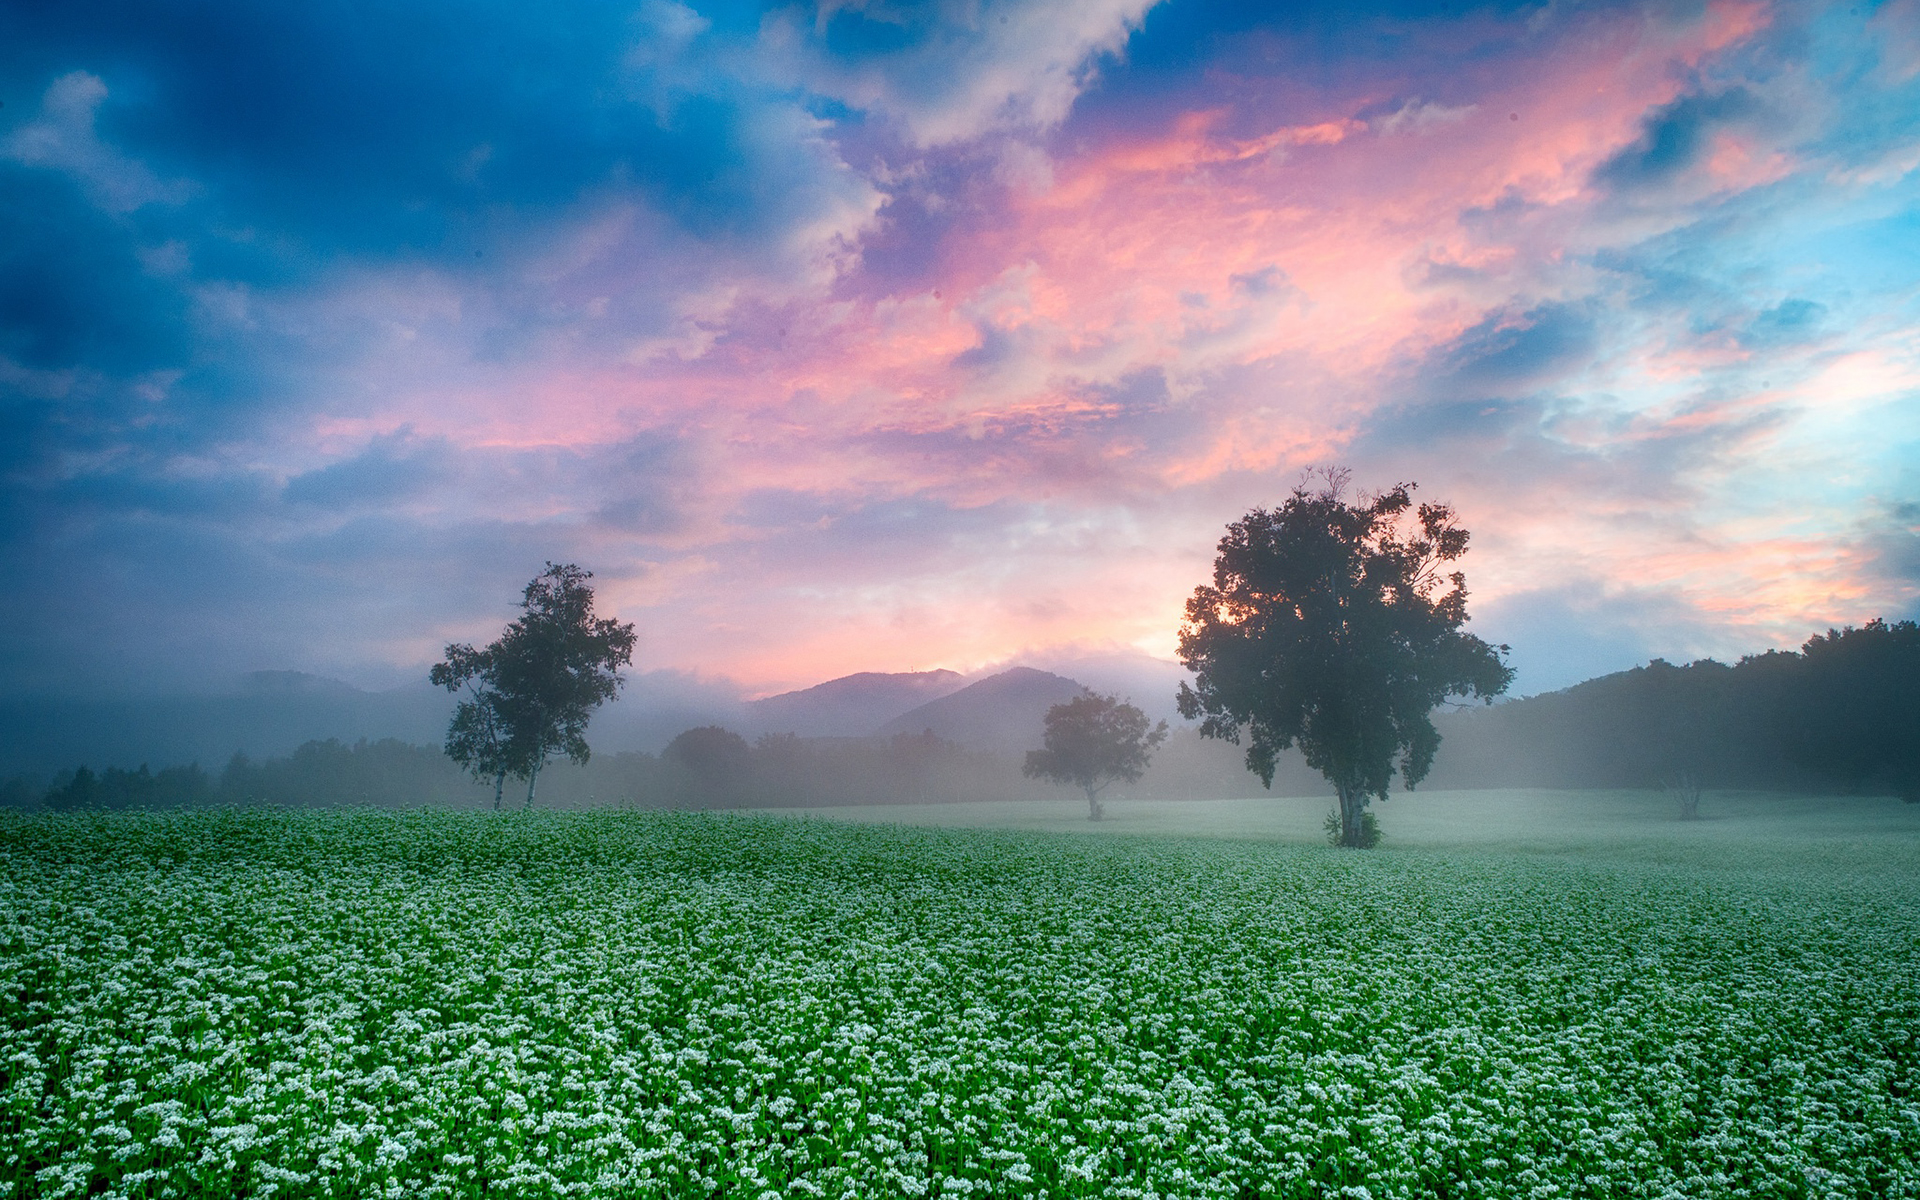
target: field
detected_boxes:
[3,794,1919,1199]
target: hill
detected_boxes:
[1425,619,1920,798]
[875,667,1089,753]
[747,670,966,737]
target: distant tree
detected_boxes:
[0,774,41,810]
[431,643,515,808]
[664,726,753,775]
[1177,470,1512,847]
[40,763,213,811]
[433,563,637,809]
[43,766,99,811]
[1662,769,1703,821]
[1024,693,1169,820]
[663,726,754,806]
[1787,618,1920,801]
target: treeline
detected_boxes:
[12,619,1914,811]
[1428,619,1920,799]
[0,728,1072,812]
[11,740,493,812]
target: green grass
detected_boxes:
[2,796,1918,1198]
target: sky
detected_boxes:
[2,0,1917,703]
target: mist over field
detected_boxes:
[6,0,1920,1194]
[7,619,1916,815]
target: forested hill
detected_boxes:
[1427,619,1920,798]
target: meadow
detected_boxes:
[3,794,1918,1198]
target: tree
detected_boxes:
[432,563,637,808]
[430,642,514,808]
[1786,619,1920,802]
[662,726,754,806]
[1024,692,1169,820]
[1176,470,1512,847]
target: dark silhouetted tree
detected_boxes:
[431,643,514,808]
[1787,618,1920,801]
[663,726,754,805]
[41,763,213,810]
[1024,693,1169,820]
[433,563,637,808]
[1177,470,1512,847]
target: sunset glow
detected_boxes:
[3,0,1917,700]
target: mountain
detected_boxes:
[874,667,1089,753]
[746,670,966,738]
[1002,650,1190,724]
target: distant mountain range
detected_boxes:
[13,624,1914,801]
[875,667,1089,753]
[745,666,1092,753]
[747,669,965,738]
[0,663,1104,775]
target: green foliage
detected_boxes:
[1427,619,1920,798]
[1323,806,1381,847]
[433,563,637,807]
[1788,619,1920,799]
[1178,471,1511,846]
[1022,693,1169,819]
[3,808,1919,1197]
[216,739,488,808]
[39,763,214,811]
[6,730,1052,814]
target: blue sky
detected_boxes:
[2,0,1917,701]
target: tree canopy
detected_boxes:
[1023,692,1169,820]
[1177,471,1511,847]
[431,563,636,808]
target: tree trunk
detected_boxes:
[1085,784,1103,821]
[525,759,540,809]
[1336,781,1366,848]
[1667,770,1702,821]
[493,770,505,811]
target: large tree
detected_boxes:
[1024,692,1169,821]
[1177,471,1512,847]
[432,563,637,808]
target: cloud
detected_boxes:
[1470,580,1732,697]
[3,0,1919,706]
[1433,302,1598,392]
[1373,98,1478,136]
[757,0,1157,146]
[0,171,193,373]
[1740,297,1827,347]
[282,432,455,509]
[1589,86,1766,195]
[2,72,197,212]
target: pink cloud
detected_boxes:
[277,0,1920,691]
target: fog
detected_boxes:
[7,623,1915,813]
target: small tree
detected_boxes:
[1663,769,1703,821]
[1177,470,1512,847]
[663,726,754,807]
[430,642,514,808]
[432,563,637,808]
[1024,693,1169,820]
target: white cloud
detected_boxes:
[3,72,197,212]
[1374,98,1478,136]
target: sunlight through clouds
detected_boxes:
[1,0,1915,698]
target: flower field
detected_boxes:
[3,807,1918,1199]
